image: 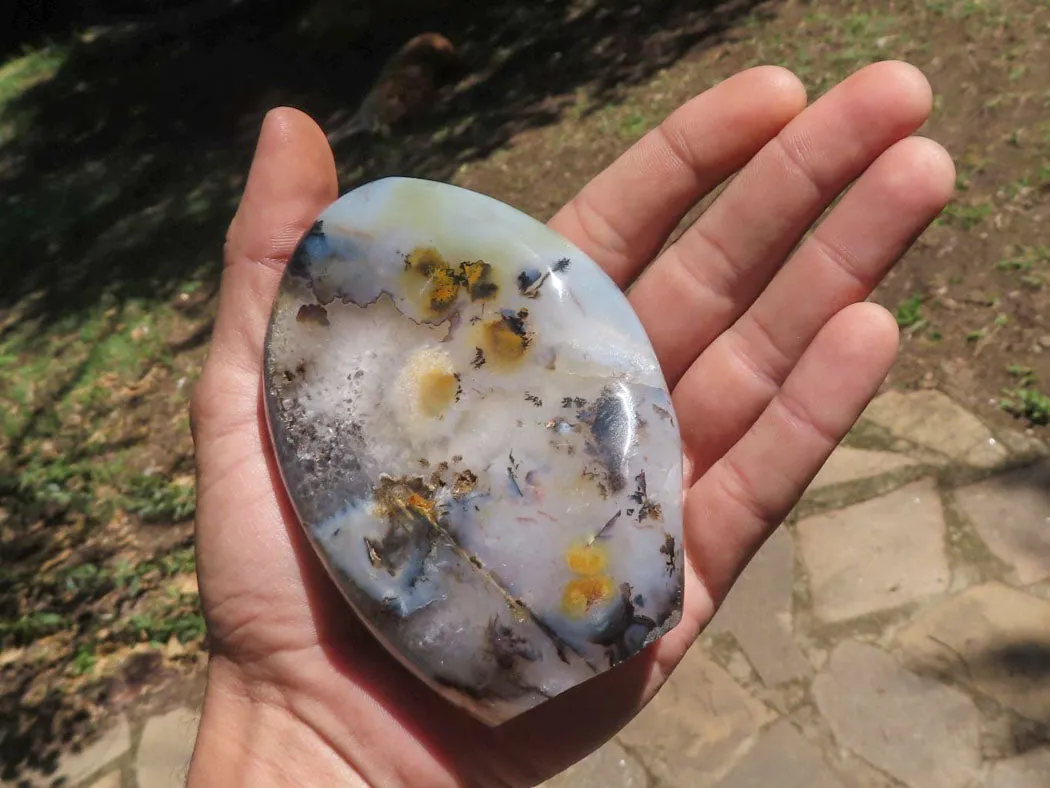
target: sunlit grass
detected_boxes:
[0,44,67,109]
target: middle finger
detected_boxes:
[674,135,954,477]
[629,60,933,385]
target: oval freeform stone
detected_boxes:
[264,177,683,724]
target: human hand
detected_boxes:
[187,61,954,787]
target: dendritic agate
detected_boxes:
[264,177,683,724]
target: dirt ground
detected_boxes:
[1,0,1048,779]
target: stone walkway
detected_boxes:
[20,390,1050,787]
[8,704,201,788]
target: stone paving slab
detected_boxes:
[798,479,950,623]
[135,706,199,788]
[617,645,776,787]
[708,528,811,687]
[55,716,131,787]
[862,390,1008,468]
[813,640,982,788]
[808,447,921,491]
[88,772,122,788]
[987,746,1050,788]
[995,426,1050,462]
[898,582,1050,724]
[715,720,843,788]
[541,740,648,788]
[952,461,1050,584]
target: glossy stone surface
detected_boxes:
[264,177,683,724]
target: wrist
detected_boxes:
[187,656,369,788]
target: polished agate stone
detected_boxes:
[263,177,683,724]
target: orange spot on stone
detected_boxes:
[407,492,437,522]
[565,543,607,575]
[561,575,615,618]
[480,311,530,367]
[417,369,458,417]
[401,246,461,317]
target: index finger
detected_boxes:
[548,66,807,287]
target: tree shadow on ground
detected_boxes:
[908,635,1050,760]
[958,642,1050,758]
[0,0,769,332]
[903,462,1050,761]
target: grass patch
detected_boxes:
[925,0,1002,20]
[123,474,196,523]
[1039,160,1050,188]
[996,244,1049,271]
[69,644,98,676]
[894,292,927,329]
[618,113,649,139]
[113,546,196,595]
[0,45,67,112]
[1001,387,1050,426]
[940,201,993,229]
[1021,273,1045,289]
[0,545,200,648]
[62,563,110,598]
[125,606,206,646]
[0,611,65,644]
[1007,364,1036,386]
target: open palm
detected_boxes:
[187,62,953,787]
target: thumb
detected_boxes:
[195,108,337,432]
